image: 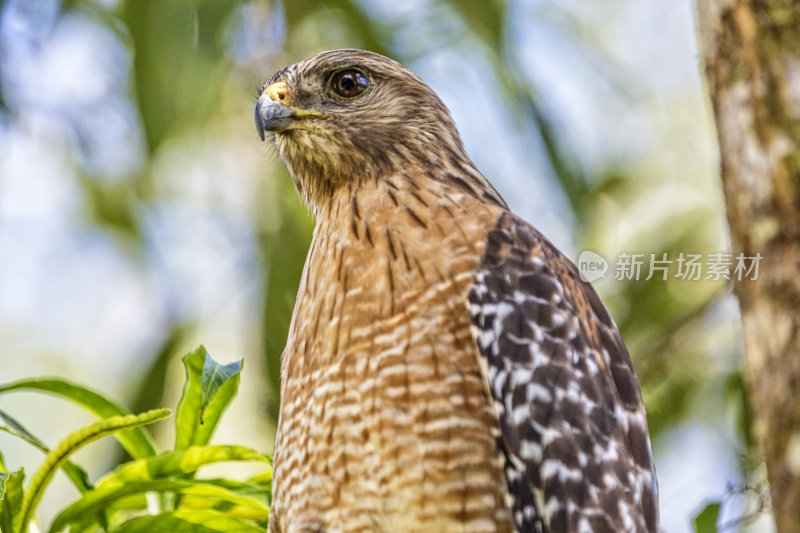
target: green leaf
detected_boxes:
[111,509,265,533]
[0,469,24,533]
[166,480,270,524]
[72,444,269,524]
[19,409,170,533]
[246,461,273,505]
[0,378,159,459]
[0,408,43,448]
[201,356,243,424]
[50,479,269,533]
[99,445,268,486]
[692,501,721,533]
[0,408,93,494]
[194,477,271,506]
[175,347,242,451]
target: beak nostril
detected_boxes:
[266,81,289,104]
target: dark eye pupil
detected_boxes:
[332,70,367,97]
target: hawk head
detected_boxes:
[255,49,479,210]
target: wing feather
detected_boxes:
[469,212,658,533]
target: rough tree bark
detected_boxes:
[696,1,800,531]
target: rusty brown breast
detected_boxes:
[269,173,512,533]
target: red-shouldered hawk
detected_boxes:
[256,49,658,533]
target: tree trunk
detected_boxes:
[696,1,800,531]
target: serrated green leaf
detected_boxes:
[0,469,24,533]
[111,509,264,533]
[19,409,170,533]
[0,379,159,459]
[692,501,720,533]
[0,408,93,495]
[49,479,269,533]
[175,347,242,451]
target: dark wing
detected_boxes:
[468,212,658,533]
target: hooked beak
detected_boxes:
[255,81,329,140]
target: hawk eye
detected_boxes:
[330,69,368,98]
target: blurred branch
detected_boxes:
[716,483,771,532]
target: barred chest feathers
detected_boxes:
[270,176,516,533]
